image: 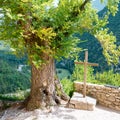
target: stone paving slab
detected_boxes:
[1,105,120,120]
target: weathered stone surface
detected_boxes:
[87,103,94,111]
[68,103,74,109]
[104,100,111,105]
[106,94,110,97]
[105,87,112,92]
[112,89,119,93]
[67,92,96,111]
[101,94,106,100]
[74,82,82,92]
[113,101,119,106]
[115,106,120,111]
[108,96,116,102]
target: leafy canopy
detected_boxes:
[0,0,120,66]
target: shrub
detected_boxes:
[57,70,62,74]
[0,89,30,101]
[95,70,120,86]
[61,78,74,97]
[71,63,95,83]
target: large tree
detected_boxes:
[0,0,120,110]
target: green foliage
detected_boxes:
[0,50,28,67]
[0,60,30,94]
[61,78,74,97]
[71,61,95,82]
[0,94,23,101]
[61,67,120,98]
[95,28,120,64]
[0,89,30,101]
[56,68,71,80]
[95,70,120,86]
[107,0,120,16]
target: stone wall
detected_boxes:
[74,82,120,111]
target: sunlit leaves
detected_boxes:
[37,27,56,41]
[21,0,29,2]
[107,0,120,16]
[95,28,120,64]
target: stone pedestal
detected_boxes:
[67,92,97,111]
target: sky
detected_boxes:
[92,0,107,11]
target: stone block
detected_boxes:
[112,89,119,93]
[116,99,120,104]
[115,106,120,111]
[67,92,97,111]
[68,103,75,109]
[87,103,94,111]
[104,100,111,105]
[108,96,116,102]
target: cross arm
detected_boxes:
[74,62,99,66]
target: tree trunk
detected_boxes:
[25,56,69,110]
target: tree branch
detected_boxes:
[80,0,91,11]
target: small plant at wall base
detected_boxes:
[61,78,74,98]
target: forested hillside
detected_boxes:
[0,50,31,94]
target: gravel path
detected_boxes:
[0,105,120,120]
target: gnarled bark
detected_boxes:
[25,55,69,110]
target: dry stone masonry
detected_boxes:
[74,82,120,111]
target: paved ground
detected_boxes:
[0,104,120,120]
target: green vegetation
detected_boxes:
[95,70,120,87]
[56,68,71,80]
[0,60,30,94]
[71,63,95,82]
[61,78,74,97]
[72,63,120,86]
[0,89,30,101]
